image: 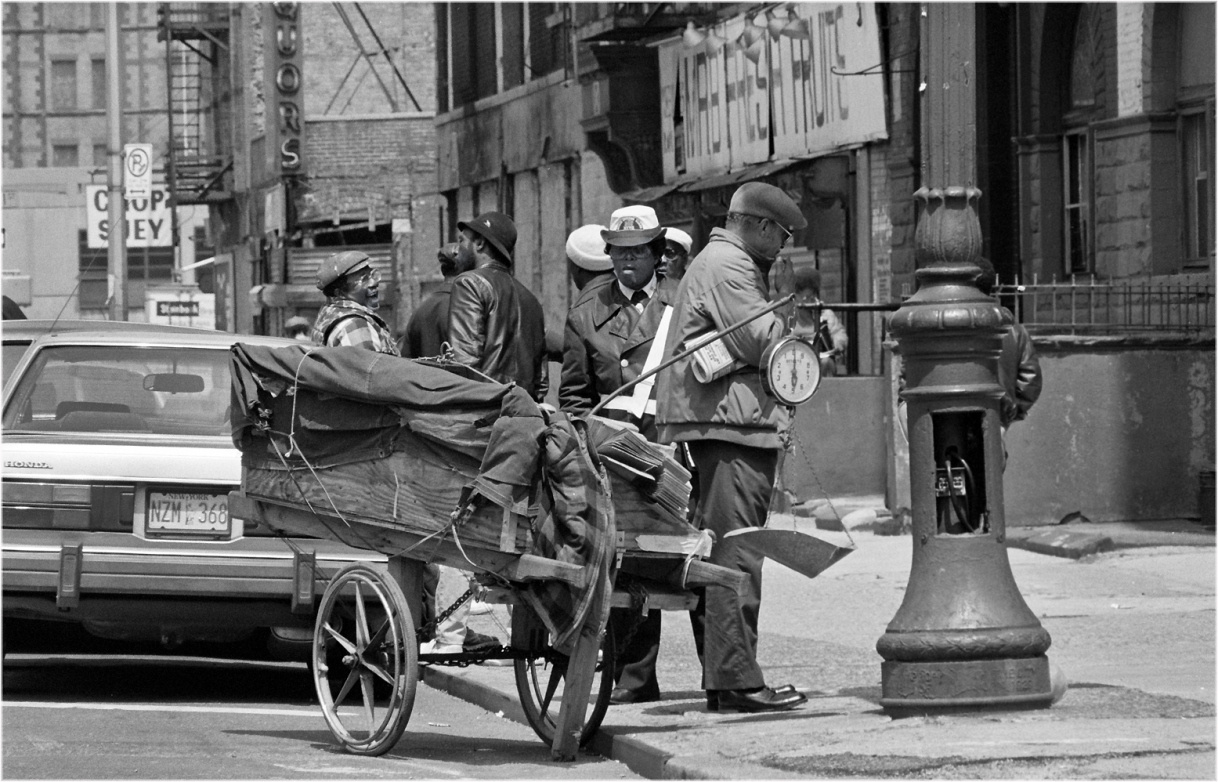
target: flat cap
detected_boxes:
[729,182,808,231]
[316,250,372,291]
[566,224,613,272]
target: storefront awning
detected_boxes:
[677,158,801,193]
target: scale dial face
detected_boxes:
[762,336,822,406]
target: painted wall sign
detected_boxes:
[661,2,888,178]
[269,2,304,175]
[85,185,171,249]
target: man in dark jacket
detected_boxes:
[399,243,474,358]
[560,205,676,704]
[655,182,808,714]
[448,211,547,401]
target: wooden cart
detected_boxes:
[227,344,737,761]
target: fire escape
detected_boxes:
[156,3,233,206]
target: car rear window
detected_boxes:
[3,345,232,437]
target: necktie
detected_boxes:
[630,289,649,307]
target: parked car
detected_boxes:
[2,324,386,659]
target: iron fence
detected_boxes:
[995,277,1215,336]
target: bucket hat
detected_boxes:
[458,211,517,262]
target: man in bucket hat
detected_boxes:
[656,182,808,713]
[311,250,399,355]
[560,205,678,704]
[448,211,547,399]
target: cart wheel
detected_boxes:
[512,608,615,748]
[312,563,417,756]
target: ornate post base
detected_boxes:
[880,656,1053,713]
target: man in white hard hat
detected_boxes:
[658,226,694,281]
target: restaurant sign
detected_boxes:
[660,2,888,180]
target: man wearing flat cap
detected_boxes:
[312,250,399,355]
[448,211,548,400]
[399,243,475,358]
[655,181,809,713]
[559,205,678,704]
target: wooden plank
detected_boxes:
[550,577,608,761]
[229,491,583,585]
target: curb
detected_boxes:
[1006,528,1114,559]
[421,665,717,779]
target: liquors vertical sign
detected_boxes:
[269,2,304,176]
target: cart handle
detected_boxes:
[589,293,795,418]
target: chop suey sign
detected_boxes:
[85,185,170,249]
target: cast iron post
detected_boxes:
[876,4,1058,713]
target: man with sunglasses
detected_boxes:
[655,182,808,713]
[312,250,399,355]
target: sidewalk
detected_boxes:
[426,515,1216,779]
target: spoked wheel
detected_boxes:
[512,606,615,749]
[312,563,417,756]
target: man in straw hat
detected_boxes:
[656,182,809,713]
[559,205,678,704]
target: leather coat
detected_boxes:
[655,228,788,449]
[560,276,677,439]
[448,260,545,391]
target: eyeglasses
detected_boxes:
[355,268,381,286]
[766,219,793,247]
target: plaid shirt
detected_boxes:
[311,300,400,356]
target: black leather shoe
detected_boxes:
[706,684,797,711]
[707,687,806,713]
[609,687,660,705]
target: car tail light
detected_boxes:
[1,481,133,531]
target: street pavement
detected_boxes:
[430,511,1216,779]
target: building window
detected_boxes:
[91,59,106,111]
[1063,130,1091,275]
[51,60,77,111]
[1062,8,1097,275]
[92,143,107,167]
[52,144,79,167]
[1181,105,1215,267]
[77,230,176,310]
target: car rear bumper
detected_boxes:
[3,530,387,624]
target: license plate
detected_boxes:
[146,492,230,539]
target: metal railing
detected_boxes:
[996,277,1215,336]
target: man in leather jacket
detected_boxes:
[447,211,547,400]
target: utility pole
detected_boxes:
[106,2,128,321]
